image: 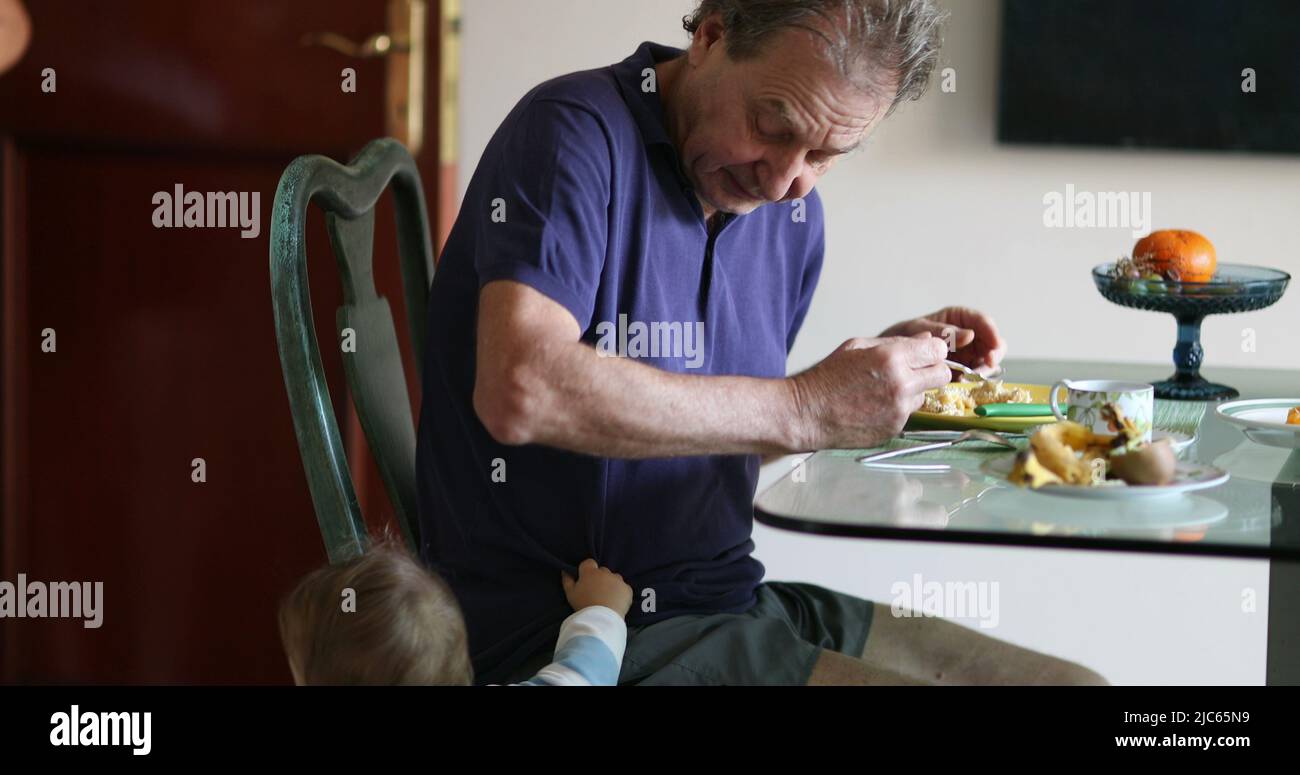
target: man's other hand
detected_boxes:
[879,306,1007,374]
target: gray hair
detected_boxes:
[683,0,947,114]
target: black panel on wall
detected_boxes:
[997,0,1300,153]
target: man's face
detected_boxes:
[672,19,890,215]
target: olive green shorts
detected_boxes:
[504,581,874,686]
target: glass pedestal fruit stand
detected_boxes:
[1093,263,1290,401]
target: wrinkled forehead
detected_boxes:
[732,25,894,133]
[734,35,890,147]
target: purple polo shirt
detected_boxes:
[416,41,825,683]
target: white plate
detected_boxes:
[1154,429,1195,453]
[981,454,1229,499]
[974,487,1228,529]
[1216,398,1300,449]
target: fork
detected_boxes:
[857,429,1018,465]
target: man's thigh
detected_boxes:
[620,612,821,685]
[504,591,1106,685]
[619,581,874,685]
[756,580,875,656]
[861,602,1108,685]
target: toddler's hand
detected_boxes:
[561,558,632,618]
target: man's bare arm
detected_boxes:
[472,280,952,458]
[473,280,805,458]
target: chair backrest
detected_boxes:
[269,138,434,564]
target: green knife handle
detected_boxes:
[974,403,1062,417]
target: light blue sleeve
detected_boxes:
[513,605,627,686]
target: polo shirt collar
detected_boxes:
[614,41,738,228]
[612,41,683,150]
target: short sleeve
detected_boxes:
[472,97,611,332]
[786,190,825,352]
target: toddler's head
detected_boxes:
[278,539,473,685]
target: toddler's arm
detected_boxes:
[514,559,632,686]
[515,605,626,686]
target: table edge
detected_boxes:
[753,502,1300,561]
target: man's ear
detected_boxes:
[688,12,727,64]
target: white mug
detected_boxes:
[1050,379,1154,442]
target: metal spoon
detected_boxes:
[857,429,1017,465]
[945,359,1005,385]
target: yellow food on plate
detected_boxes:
[921,382,1032,416]
[970,381,1033,406]
[1288,406,1300,425]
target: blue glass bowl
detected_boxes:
[1093,263,1290,400]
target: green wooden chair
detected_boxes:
[269,138,434,564]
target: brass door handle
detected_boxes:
[300,0,428,156]
[299,31,409,58]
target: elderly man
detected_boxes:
[417,0,1106,685]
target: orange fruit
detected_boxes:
[1133,230,1217,283]
[1287,407,1300,425]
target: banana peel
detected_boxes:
[1008,449,1063,488]
[1029,420,1099,485]
[1008,403,1169,489]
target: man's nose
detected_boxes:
[758,148,806,202]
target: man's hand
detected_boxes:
[789,333,951,450]
[562,559,633,618]
[879,306,1007,374]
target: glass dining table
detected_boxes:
[754,358,1300,685]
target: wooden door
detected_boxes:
[0,0,447,683]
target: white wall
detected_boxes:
[795,0,1298,376]
[458,0,1273,684]
[458,0,692,201]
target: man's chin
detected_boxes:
[700,189,762,216]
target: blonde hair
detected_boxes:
[278,538,473,685]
